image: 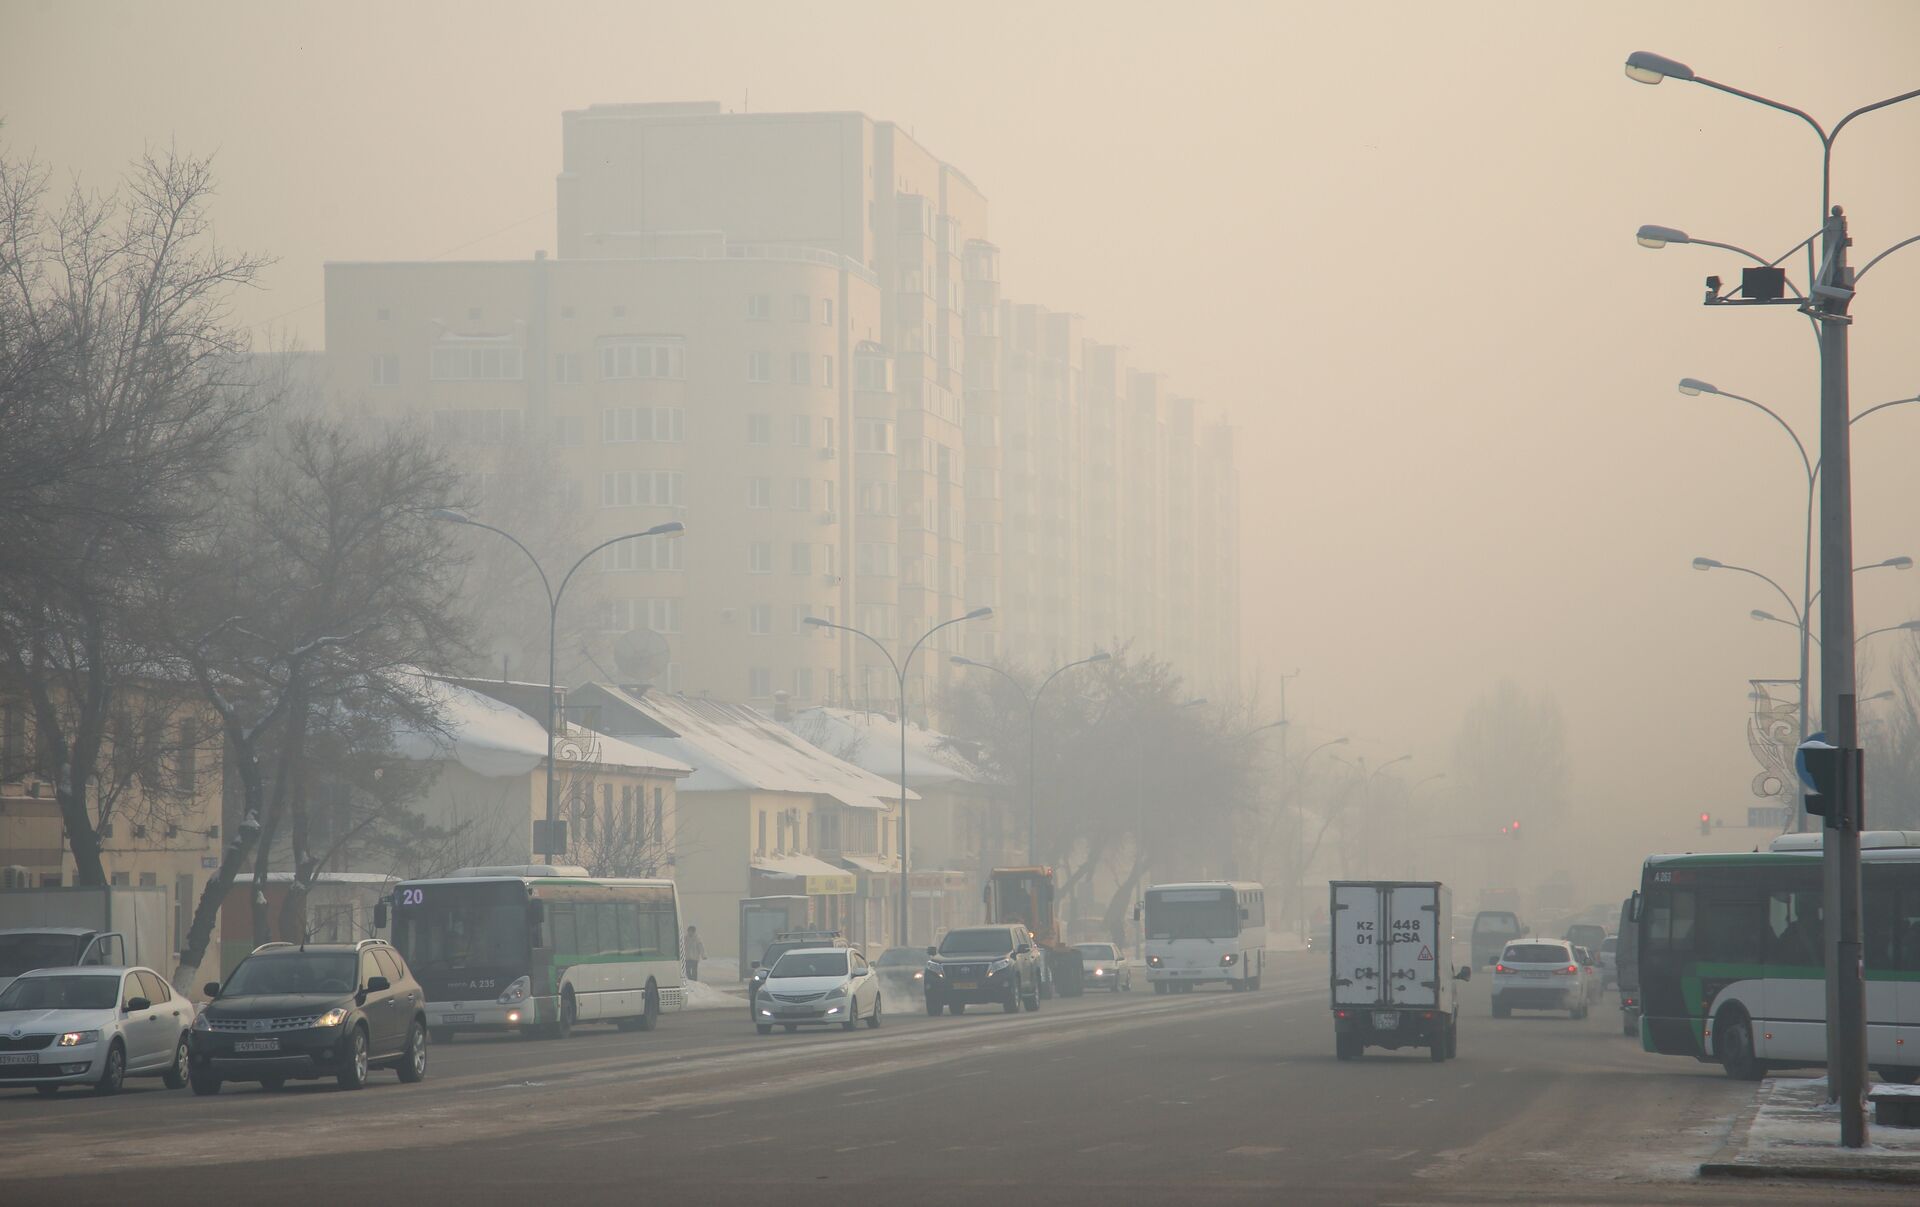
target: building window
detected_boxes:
[748,605,771,635]
[747,477,772,509]
[855,418,894,453]
[792,604,812,633]
[554,352,584,384]
[602,537,684,574]
[376,307,391,321]
[789,479,810,511]
[791,294,810,323]
[175,718,197,794]
[747,294,772,321]
[790,352,811,385]
[790,543,812,574]
[789,414,812,447]
[747,414,772,444]
[374,353,400,386]
[430,340,522,381]
[854,353,892,393]
[599,337,686,380]
[748,668,772,698]
[653,787,663,843]
[857,543,897,577]
[822,355,834,387]
[430,409,524,445]
[553,415,586,447]
[823,299,834,326]
[606,597,683,632]
[748,542,774,574]
[757,811,767,854]
[746,351,772,383]
[857,480,897,516]
[794,667,814,700]
[599,469,685,508]
[602,406,686,443]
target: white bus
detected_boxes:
[382,865,686,1041]
[1143,882,1267,992]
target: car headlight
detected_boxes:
[758,1007,774,1017]
[824,984,848,1000]
[989,958,1012,972]
[191,1013,211,1032]
[496,976,530,1005]
[912,970,923,981]
[1221,953,1238,967]
[1092,967,1106,976]
[1147,955,1162,967]
[316,1008,350,1028]
[57,1029,100,1047]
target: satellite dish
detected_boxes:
[613,628,671,684]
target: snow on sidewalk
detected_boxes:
[1702,1075,1920,1184]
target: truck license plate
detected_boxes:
[1373,1011,1399,1031]
[234,1038,280,1053]
[0,1053,35,1065]
[442,1013,476,1024]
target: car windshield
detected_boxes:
[939,929,1015,955]
[220,953,359,996]
[1474,913,1521,934]
[1074,944,1117,960]
[769,952,848,979]
[0,973,119,1012]
[874,948,920,967]
[0,933,84,977]
[1600,937,1617,954]
[1503,944,1571,964]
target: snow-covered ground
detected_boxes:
[680,978,745,1010]
[1705,1076,1920,1181]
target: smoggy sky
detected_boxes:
[7,0,1920,872]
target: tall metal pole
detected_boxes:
[1813,206,1866,1145]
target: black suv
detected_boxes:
[923,925,1042,1016]
[747,931,847,1017]
[188,939,427,1094]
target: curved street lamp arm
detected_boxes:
[808,618,902,683]
[555,528,677,614]
[1856,234,1920,283]
[957,659,1023,696]
[1695,75,1828,143]
[1035,653,1107,703]
[452,517,554,608]
[1830,86,1920,146]
[904,612,985,683]
[1715,562,1802,625]
[1716,389,1814,483]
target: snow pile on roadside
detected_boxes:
[680,979,746,1010]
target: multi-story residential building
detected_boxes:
[322,100,1240,719]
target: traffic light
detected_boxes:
[1699,812,1711,836]
[1509,820,1522,839]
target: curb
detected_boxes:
[1699,1160,1920,1185]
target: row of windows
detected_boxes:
[747,293,836,326]
[1643,875,1920,971]
[745,478,837,513]
[600,470,685,509]
[603,406,686,444]
[545,900,676,960]
[431,345,523,381]
[601,536,684,572]
[746,351,836,386]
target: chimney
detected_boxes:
[772,689,792,723]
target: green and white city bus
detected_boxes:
[383,865,686,1041]
[1634,832,1920,1082]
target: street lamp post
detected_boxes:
[806,607,992,949]
[433,510,684,859]
[1627,48,1920,1144]
[1292,736,1349,937]
[949,651,1110,864]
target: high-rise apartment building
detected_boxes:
[323,102,1238,714]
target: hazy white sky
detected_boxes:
[7,0,1920,880]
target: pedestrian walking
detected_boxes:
[684,925,705,983]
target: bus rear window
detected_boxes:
[1642,887,1695,952]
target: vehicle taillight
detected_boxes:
[1494,964,1507,974]
[1555,964,1577,975]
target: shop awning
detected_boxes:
[839,855,896,876]
[751,853,856,895]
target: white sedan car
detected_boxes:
[1073,942,1132,991]
[1491,940,1591,1020]
[753,947,883,1034]
[0,966,193,1096]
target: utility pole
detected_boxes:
[1813,207,1867,1146]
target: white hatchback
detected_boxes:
[1073,942,1132,992]
[1491,940,1591,1020]
[0,966,193,1096]
[753,948,883,1034]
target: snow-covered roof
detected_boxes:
[838,854,896,875]
[782,706,991,788]
[751,853,856,880]
[572,684,913,810]
[390,676,692,779]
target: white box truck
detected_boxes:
[0,886,172,992]
[1329,880,1471,1062]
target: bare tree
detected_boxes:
[0,146,266,885]
[1450,679,1571,836]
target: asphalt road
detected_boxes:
[1,954,1898,1204]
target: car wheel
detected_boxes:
[551,990,576,1040]
[1153,982,1167,995]
[949,1002,965,1016]
[92,1041,125,1097]
[189,1070,222,1096]
[1447,1018,1459,1059]
[336,1027,370,1090]
[34,1085,58,1098]
[842,1000,859,1031]
[1623,1012,1638,1038]
[1572,1000,1589,1021]
[756,1024,773,1035]
[1718,1010,1764,1082]
[867,996,882,1030]
[925,995,943,1017]
[1492,996,1510,1019]
[1335,1032,1362,1061]
[162,1034,190,1089]
[431,1027,454,1045]
[1003,979,1022,1014]
[1249,976,1261,991]
[635,982,660,1032]
[398,1019,427,1083]
[1024,982,1041,1012]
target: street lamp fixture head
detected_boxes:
[802,616,828,628]
[1692,557,1721,571]
[1885,556,1914,570]
[430,508,472,525]
[1636,223,1691,249]
[1677,377,1718,397]
[1182,698,1208,709]
[642,521,686,538]
[1624,50,1695,85]
[962,606,994,621]
[1865,690,1897,703]
[1901,620,1920,632]
[1087,651,1113,664]
[1331,737,1350,747]
[949,655,976,667]
[1751,609,1778,623]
